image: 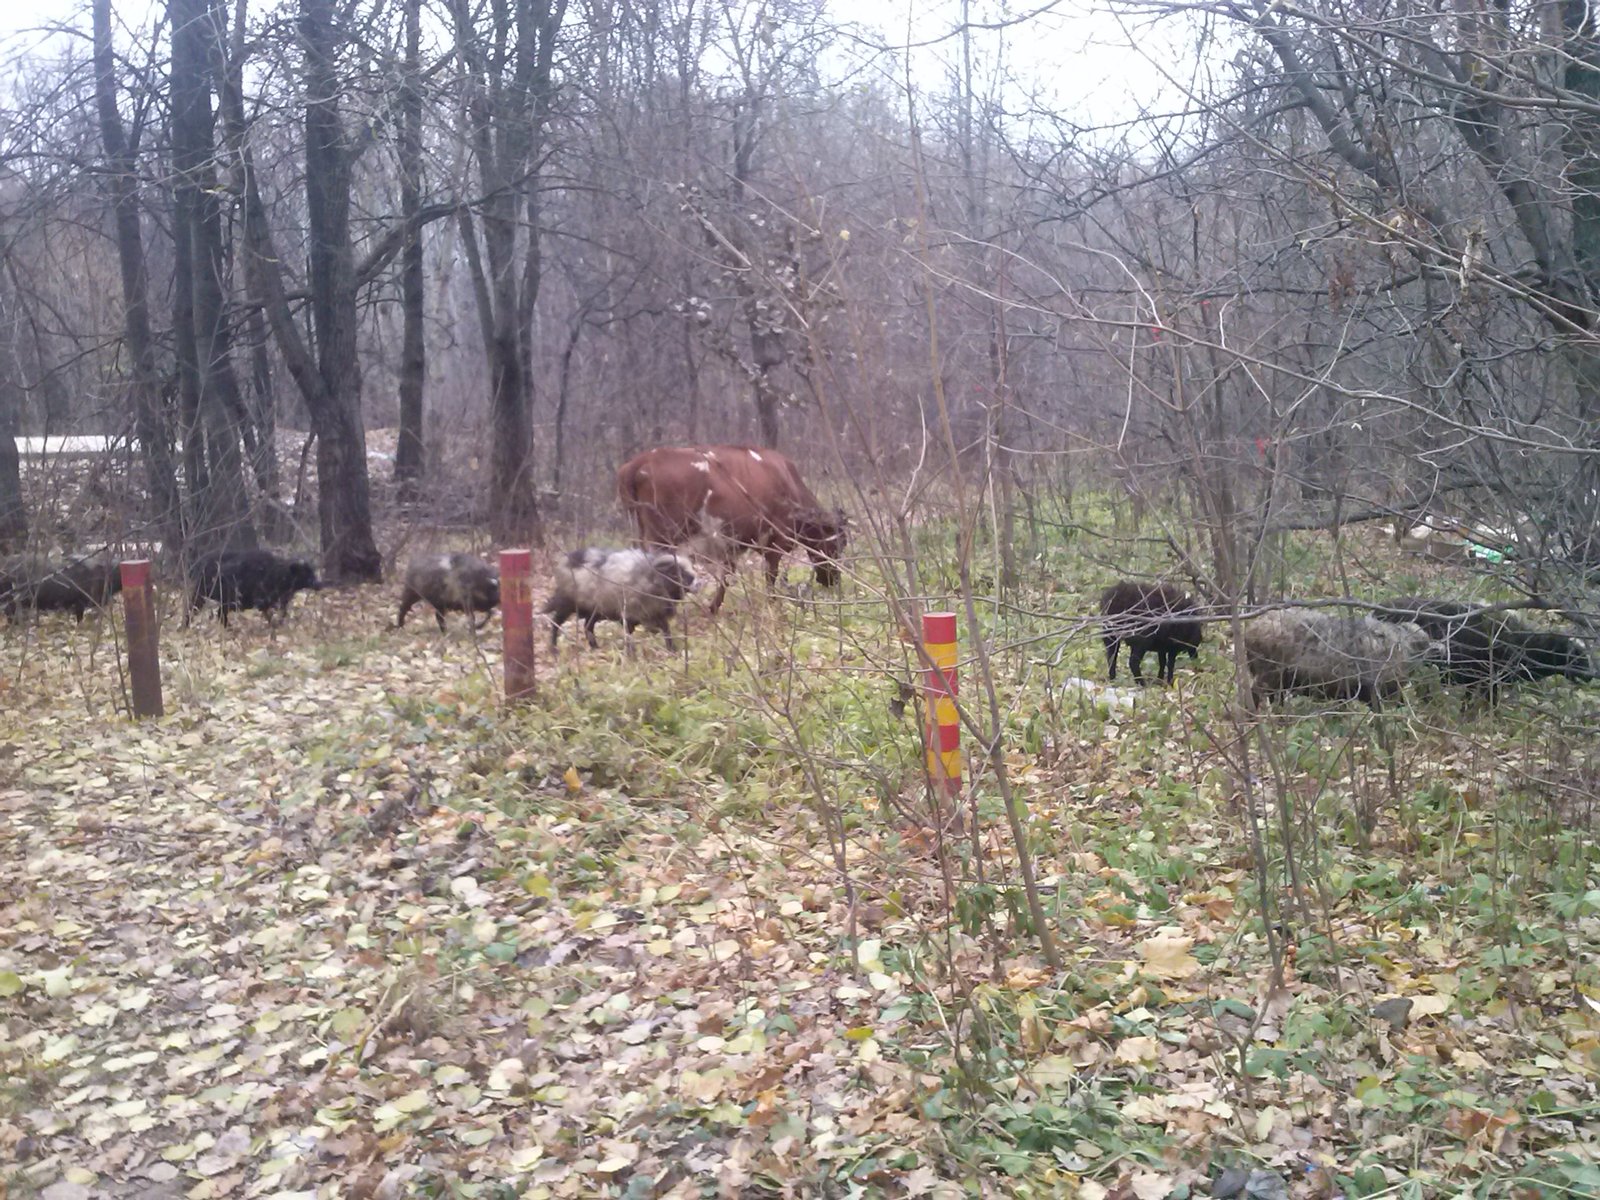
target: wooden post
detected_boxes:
[923,611,961,796]
[120,559,163,718]
[500,548,536,701]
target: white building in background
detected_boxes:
[14,436,125,457]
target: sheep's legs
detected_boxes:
[544,601,572,648]
[583,613,601,649]
[1128,647,1146,684]
[1104,638,1120,680]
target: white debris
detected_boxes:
[1058,676,1139,716]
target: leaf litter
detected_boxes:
[2,569,1600,1198]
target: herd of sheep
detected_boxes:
[0,543,699,651]
[2,543,1594,713]
[1100,582,1595,708]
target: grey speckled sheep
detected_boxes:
[397,553,501,631]
[543,548,697,650]
[1243,608,1433,711]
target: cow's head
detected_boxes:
[794,507,848,588]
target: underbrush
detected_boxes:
[4,505,1600,1196]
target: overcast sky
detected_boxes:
[0,0,1187,142]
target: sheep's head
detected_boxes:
[288,560,322,593]
[478,574,502,610]
[1522,632,1595,682]
[1171,604,1204,658]
[650,554,698,600]
[1393,621,1433,661]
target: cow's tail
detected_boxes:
[616,459,646,541]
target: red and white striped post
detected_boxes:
[923,611,961,797]
[119,559,163,718]
[500,549,536,701]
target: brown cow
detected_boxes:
[617,444,847,613]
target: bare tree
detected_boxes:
[393,0,425,500]
[94,0,181,550]
[170,0,255,551]
[450,0,567,542]
[0,379,20,549]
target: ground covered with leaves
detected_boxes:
[4,530,1600,1199]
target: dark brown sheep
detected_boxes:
[1099,581,1204,684]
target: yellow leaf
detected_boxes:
[680,1070,725,1102]
[1003,965,1051,990]
[1030,1055,1076,1086]
[563,767,582,793]
[1409,993,1451,1018]
[1137,929,1200,979]
[1115,1036,1160,1065]
[392,1088,431,1113]
[1131,1172,1174,1200]
[508,1144,544,1171]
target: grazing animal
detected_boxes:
[1375,597,1594,700]
[0,554,122,622]
[1243,608,1433,711]
[617,444,846,612]
[188,549,320,627]
[543,547,697,650]
[0,555,49,621]
[1099,580,1204,684]
[397,553,501,631]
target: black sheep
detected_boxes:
[1375,597,1594,701]
[1,554,122,622]
[0,556,38,621]
[1099,580,1204,684]
[188,549,320,628]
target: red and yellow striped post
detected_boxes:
[500,549,536,701]
[923,611,961,797]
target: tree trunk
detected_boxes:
[552,316,583,491]
[244,302,284,537]
[1565,0,1600,310]
[394,0,425,499]
[171,0,254,552]
[450,0,566,545]
[94,0,181,551]
[0,383,22,550]
[213,0,280,538]
[301,0,381,581]
[171,171,206,519]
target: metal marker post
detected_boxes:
[500,549,536,700]
[120,559,164,718]
[923,611,961,797]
